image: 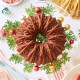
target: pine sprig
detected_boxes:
[25,4,35,16]
[61,53,70,64]
[65,30,77,41]
[13,21,20,29]
[41,4,56,15]
[41,64,51,74]
[65,43,72,50]
[9,54,23,64]
[6,35,16,50]
[24,62,34,73]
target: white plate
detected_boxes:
[2,0,22,6]
[63,64,80,80]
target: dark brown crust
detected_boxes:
[15,14,66,65]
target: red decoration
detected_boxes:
[77,75,80,80]
[38,78,42,80]
[0,28,6,37]
[70,39,74,44]
[5,0,11,3]
[34,65,40,71]
[35,7,42,13]
[78,33,80,37]
[9,29,16,35]
[5,0,19,3]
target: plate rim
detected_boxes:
[2,0,23,6]
[62,64,80,80]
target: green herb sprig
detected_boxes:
[4,20,20,33]
[26,4,35,16]
[24,62,34,73]
[6,35,16,50]
[53,53,70,71]
[65,30,77,49]
[9,54,23,64]
[41,4,56,15]
[36,33,46,43]
[65,30,77,41]
[41,64,51,74]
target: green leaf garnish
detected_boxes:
[65,30,77,50]
[41,4,56,15]
[6,35,16,50]
[24,62,34,73]
[25,4,35,16]
[4,20,20,33]
[9,54,23,64]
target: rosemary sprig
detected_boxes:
[53,53,70,71]
[41,64,51,74]
[6,35,16,50]
[24,62,34,73]
[65,43,72,50]
[9,54,23,64]
[41,4,56,15]
[65,30,77,41]
[25,4,35,16]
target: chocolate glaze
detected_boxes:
[15,14,66,65]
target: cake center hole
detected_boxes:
[36,33,46,43]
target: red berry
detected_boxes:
[34,65,39,71]
[35,7,42,13]
[9,29,16,35]
[70,39,74,44]
[0,28,6,37]
[77,75,80,80]
[78,33,80,37]
[2,32,6,37]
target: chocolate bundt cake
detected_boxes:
[15,14,66,65]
